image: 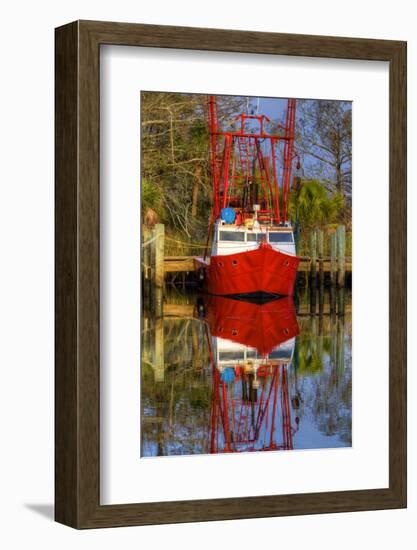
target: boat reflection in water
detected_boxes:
[203,296,300,454]
[141,288,352,458]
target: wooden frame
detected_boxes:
[55,20,407,528]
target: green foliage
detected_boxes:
[295,328,325,376]
[288,179,350,256]
[142,178,164,219]
[296,346,323,375]
[289,179,344,231]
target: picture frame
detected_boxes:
[55,20,407,528]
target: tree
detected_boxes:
[296,100,352,199]
[141,92,247,241]
[141,92,207,238]
[289,179,344,232]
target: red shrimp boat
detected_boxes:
[195,96,300,298]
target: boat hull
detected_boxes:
[200,245,300,297]
[204,295,299,355]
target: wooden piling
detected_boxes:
[337,225,346,288]
[154,223,165,288]
[330,312,337,366]
[317,229,324,283]
[318,282,325,319]
[142,227,150,279]
[330,285,336,316]
[294,221,301,255]
[191,322,201,370]
[330,231,337,287]
[337,287,345,317]
[317,314,324,364]
[154,317,165,382]
[336,316,345,378]
[142,226,152,311]
[310,286,316,316]
[309,231,317,315]
[310,230,317,284]
[155,287,163,319]
[148,227,155,309]
[317,230,324,317]
[310,316,318,357]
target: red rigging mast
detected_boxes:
[203,296,300,453]
[207,95,298,226]
[209,363,297,454]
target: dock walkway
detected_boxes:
[164,255,352,274]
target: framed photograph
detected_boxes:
[55,20,406,528]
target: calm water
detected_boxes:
[141,287,352,457]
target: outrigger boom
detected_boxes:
[207,95,298,226]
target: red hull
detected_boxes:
[204,296,299,355]
[203,245,299,297]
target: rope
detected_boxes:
[142,234,158,247]
[165,237,207,249]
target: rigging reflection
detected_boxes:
[201,296,301,454]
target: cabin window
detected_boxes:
[268,232,294,243]
[219,231,245,242]
[247,233,267,242]
[219,351,245,361]
[269,349,292,360]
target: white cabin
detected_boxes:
[214,336,295,367]
[212,336,295,387]
[211,220,297,258]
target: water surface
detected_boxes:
[141,287,352,457]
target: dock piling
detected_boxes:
[154,223,165,288]
[337,225,346,288]
[309,231,317,315]
[330,231,337,288]
[317,229,324,284]
[154,317,165,382]
[309,230,317,285]
[317,229,324,316]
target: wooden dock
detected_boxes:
[163,300,351,318]
[164,255,352,274]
